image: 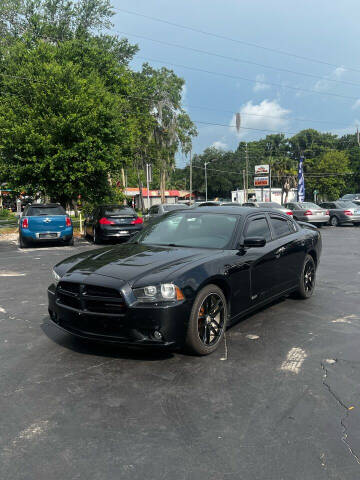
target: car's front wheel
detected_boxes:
[294,254,316,299]
[185,284,227,355]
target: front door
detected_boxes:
[241,214,279,304]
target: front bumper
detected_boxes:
[47,283,190,348]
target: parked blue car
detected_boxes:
[19,203,73,248]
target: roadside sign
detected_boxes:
[255,164,269,174]
[254,176,269,187]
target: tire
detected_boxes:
[330,216,339,227]
[293,254,316,299]
[19,234,29,248]
[185,284,227,356]
[93,227,101,244]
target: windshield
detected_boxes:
[136,212,238,249]
[103,206,135,216]
[27,206,65,216]
[163,204,188,212]
[300,203,320,209]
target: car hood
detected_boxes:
[55,243,214,286]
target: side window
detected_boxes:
[245,217,272,241]
[270,216,292,238]
[150,206,159,215]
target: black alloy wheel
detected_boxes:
[293,254,316,299]
[185,284,227,355]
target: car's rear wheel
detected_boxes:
[19,234,29,248]
[330,216,339,227]
[185,284,227,356]
[93,227,101,244]
[293,254,316,299]
[64,237,74,246]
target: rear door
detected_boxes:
[27,205,67,233]
[268,214,305,291]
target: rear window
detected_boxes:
[27,206,65,216]
[270,216,293,237]
[103,206,135,216]
[300,203,319,209]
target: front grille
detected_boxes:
[57,281,126,315]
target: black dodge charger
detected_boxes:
[48,206,322,355]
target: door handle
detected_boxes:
[275,246,286,258]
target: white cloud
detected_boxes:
[253,74,270,92]
[333,66,346,78]
[352,99,360,110]
[211,140,228,150]
[231,99,290,138]
[314,66,347,92]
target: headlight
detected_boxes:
[52,269,62,285]
[133,283,185,303]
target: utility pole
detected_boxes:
[243,170,246,202]
[245,143,249,201]
[189,149,193,205]
[205,161,208,202]
[146,163,152,210]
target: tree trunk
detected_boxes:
[137,169,145,212]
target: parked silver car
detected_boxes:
[340,193,360,202]
[284,202,330,226]
[243,201,293,216]
[319,201,360,226]
[145,203,188,220]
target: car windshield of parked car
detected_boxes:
[162,204,188,212]
[136,212,238,249]
[103,206,135,216]
[301,203,319,209]
[340,201,359,208]
[27,206,65,216]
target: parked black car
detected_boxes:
[49,206,322,355]
[84,205,143,244]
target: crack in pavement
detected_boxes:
[321,360,360,466]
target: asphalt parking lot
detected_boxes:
[1,228,360,480]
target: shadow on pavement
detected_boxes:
[41,316,174,361]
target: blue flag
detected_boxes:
[298,156,305,202]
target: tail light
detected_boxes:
[304,210,313,216]
[344,210,353,216]
[65,216,72,227]
[131,217,143,225]
[22,218,28,229]
[99,217,115,225]
[286,211,293,216]
[326,210,330,215]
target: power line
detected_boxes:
[113,7,360,74]
[136,55,360,102]
[116,30,360,89]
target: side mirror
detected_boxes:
[243,236,266,248]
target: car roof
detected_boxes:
[188,205,290,216]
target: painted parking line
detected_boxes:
[281,347,307,374]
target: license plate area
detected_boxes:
[38,232,59,239]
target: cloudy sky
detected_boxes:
[112,0,360,164]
